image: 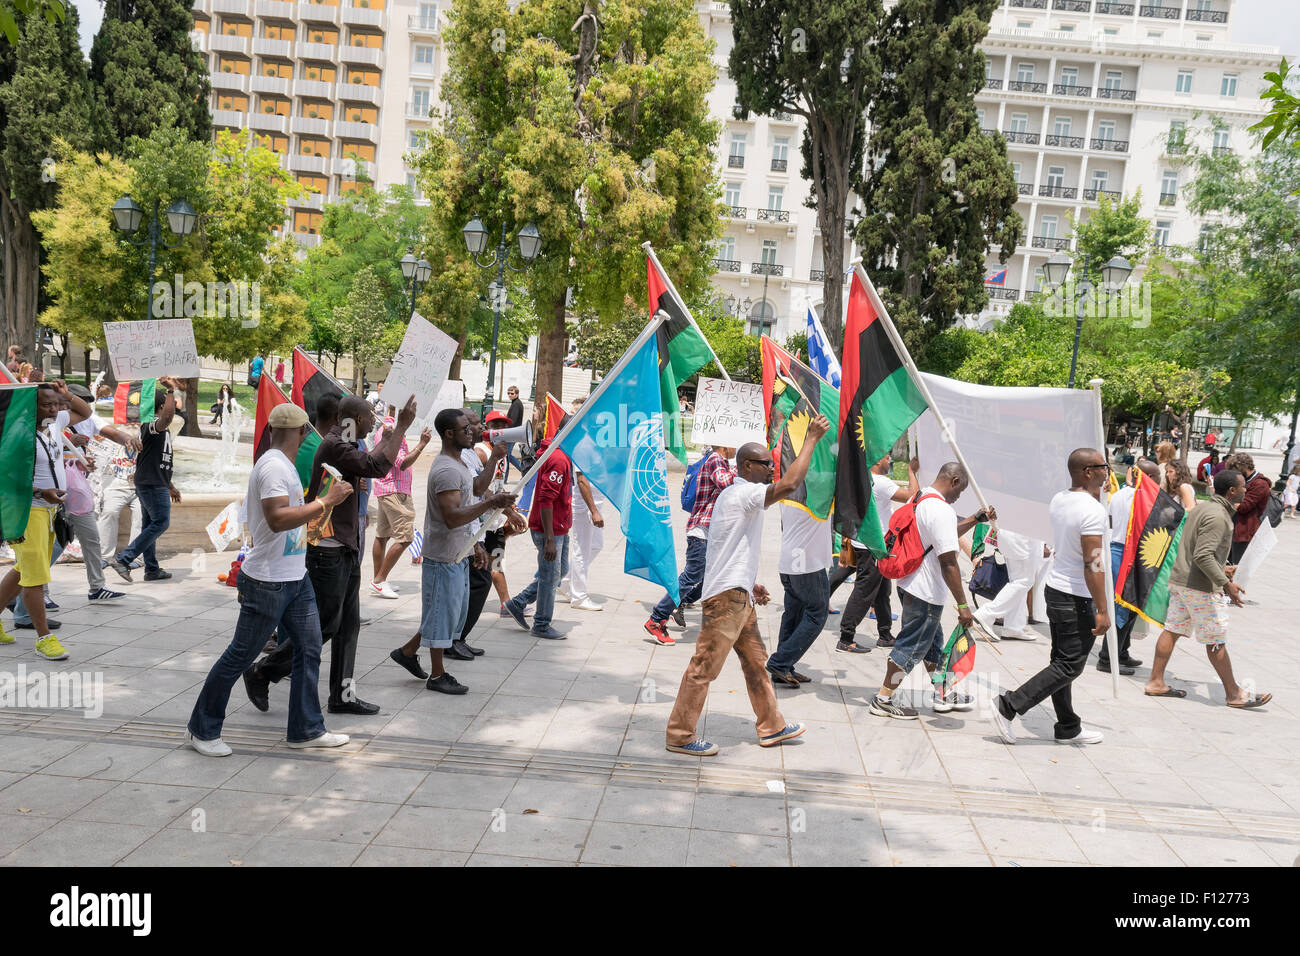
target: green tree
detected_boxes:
[854,0,1022,361]
[89,0,210,155]
[1250,57,1300,156]
[418,0,723,404]
[329,265,394,392]
[0,6,91,359]
[0,0,63,46]
[1069,191,1148,286]
[728,0,884,350]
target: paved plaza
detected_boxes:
[2,472,1298,867]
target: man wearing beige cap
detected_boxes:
[186,403,355,756]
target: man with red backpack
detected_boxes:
[870,461,995,720]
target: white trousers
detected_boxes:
[566,509,605,604]
[981,530,1051,630]
[98,483,142,558]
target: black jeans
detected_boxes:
[830,555,893,640]
[461,561,493,640]
[1228,539,1249,565]
[258,545,361,706]
[1097,610,1137,665]
[1000,585,1096,740]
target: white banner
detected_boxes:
[102,318,200,380]
[205,500,243,553]
[381,312,458,418]
[690,376,765,448]
[1233,518,1276,591]
[915,373,1101,545]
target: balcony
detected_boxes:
[295,78,334,98]
[1003,130,1040,144]
[984,78,1002,90]
[981,128,999,138]
[1212,145,1233,156]
[339,45,384,69]
[1052,0,1090,10]
[256,0,298,19]
[405,101,432,120]
[1053,84,1091,97]
[988,287,1020,301]
[253,37,293,58]
[770,158,787,172]
[1140,5,1180,18]
[1045,134,1084,148]
[1038,184,1078,199]
[756,208,790,223]
[408,14,439,34]
[1017,182,1034,195]
[211,72,250,93]
[289,153,329,174]
[337,82,382,106]
[213,0,251,15]
[1007,80,1048,94]
[296,41,337,61]
[335,119,379,143]
[1091,137,1129,152]
[298,1,339,24]
[1095,1,1135,12]
[771,111,794,122]
[291,191,325,210]
[293,232,323,248]
[1083,188,1122,201]
[291,115,331,136]
[249,112,290,135]
[210,33,252,56]
[251,74,292,96]
[341,3,385,28]
[1095,86,1136,100]
[1009,0,1047,7]
[712,258,741,273]
[751,262,784,277]
[212,108,245,129]
[1186,8,1227,22]
[727,205,747,219]
[1031,236,1071,251]
[810,268,826,282]
[1159,191,1177,206]
[727,154,745,168]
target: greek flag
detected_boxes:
[805,303,842,388]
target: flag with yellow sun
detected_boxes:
[1115,468,1187,626]
[760,337,839,521]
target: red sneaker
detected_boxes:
[644,619,674,645]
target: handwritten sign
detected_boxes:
[431,380,465,420]
[381,312,458,418]
[690,377,765,448]
[102,319,200,380]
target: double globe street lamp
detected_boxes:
[1042,252,1133,388]
[112,196,198,321]
[462,217,542,418]
[400,250,433,320]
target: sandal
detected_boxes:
[1144,687,1187,698]
[1227,692,1272,709]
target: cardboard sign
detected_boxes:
[689,377,765,448]
[431,380,466,421]
[381,312,458,418]
[102,319,200,380]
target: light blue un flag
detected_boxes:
[556,335,680,604]
[806,303,842,388]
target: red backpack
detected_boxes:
[876,492,945,580]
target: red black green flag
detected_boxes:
[647,252,716,465]
[112,380,157,425]
[1115,468,1186,626]
[938,625,976,694]
[543,393,568,442]
[254,373,322,490]
[834,268,929,555]
[0,385,37,541]
[760,337,839,521]
[291,346,348,427]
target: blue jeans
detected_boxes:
[117,484,170,574]
[509,530,568,632]
[1109,540,1131,630]
[767,569,830,673]
[188,571,326,744]
[420,558,469,649]
[889,589,946,674]
[651,536,707,622]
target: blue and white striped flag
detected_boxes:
[805,303,842,388]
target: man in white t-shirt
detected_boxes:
[765,503,833,685]
[992,448,1112,746]
[870,462,995,720]
[186,403,355,757]
[665,416,832,756]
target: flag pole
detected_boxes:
[1091,377,1121,699]
[851,264,994,522]
[642,241,730,382]
[454,311,670,561]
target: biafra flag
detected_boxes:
[834,268,929,556]
[254,373,322,490]
[113,380,158,425]
[543,393,568,441]
[0,385,37,541]
[291,346,348,427]
[647,252,715,465]
[938,625,976,695]
[760,336,838,520]
[1115,468,1186,626]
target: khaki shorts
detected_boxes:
[13,505,55,588]
[376,492,415,543]
[1164,583,1228,646]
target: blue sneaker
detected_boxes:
[759,722,806,747]
[87,588,125,602]
[868,610,900,622]
[666,739,718,756]
[531,626,566,641]
[502,601,530,632]
[44,597,59,610]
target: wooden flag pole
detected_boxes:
[642,241,730,382]
[1091,377,1121,699]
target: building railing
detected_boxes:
[727,205,747,219]
[772,111,794,122]
[1140,5,1180,18]
[751,262,784,276]
[988,287,1020,300]
[770,158,788,172]
[407,14,439,31]
[1095,1,1135,12]
[1083,188,1122,201]
[984,77,1002,90]
[1186,8,1227,22]
[1038,184,1078,199]
[1095,86,1136,100]
[712,258,741,273]
[1017,182,1034,195]
[1159,191,1177,205]
[1007,80,1048,93]
[810,268,826,282]
[1212,145,1233,156]
[1091,137,1129,151]
[1003,129,1040,144]
[1045,134,1084,148]
[1009,0,1048,7]
[981,128,999,137]
[1052,0,1091,11]
[1165,141,1188,155]
[1053,84,1091,97]
[727,154,744,168]
[1031,235,1071,250]
[757,208,790,223]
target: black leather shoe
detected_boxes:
[389,647,429,679]
[1097,660,1136,676]
[1120,656,1143,668]
[446,640,475,661]
[426,673,468,695]
[243,667,270,712]
[328,698,381,715]
[466,642,485,657]
[14,618,60,630]
[143,569,173,581]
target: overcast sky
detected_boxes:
[69,0,1297,72]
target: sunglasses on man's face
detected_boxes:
[742,457,775,470]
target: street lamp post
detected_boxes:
[112,196,197,321]
[1042,252,1133,388]
[399,249,432,319]
[724,294,753,322]
[462,217,541,418]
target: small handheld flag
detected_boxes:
[805,302,842,388]
[113,380,158,425]
[938,625,976,694]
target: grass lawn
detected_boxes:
[195,379,273,412]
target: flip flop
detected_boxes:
[1228,692,1272,709]
[1144,687,1187,698]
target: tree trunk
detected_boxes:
[1177,410,1191,464]
[0,192,40,364]
[533,295,568,406]
[182,377,201,437]
[83,347,92,387]
[449,322,469,385]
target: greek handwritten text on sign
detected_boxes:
[690,377,766,448]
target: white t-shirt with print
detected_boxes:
[240,450,308,582]
[896,486,960,607]
[777,504,832,574]
[701,478,768,602]
[1044,490,1108,599]
[32,409,70,508]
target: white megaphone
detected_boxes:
[485,421,534,455]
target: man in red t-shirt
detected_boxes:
[502,437,573,639]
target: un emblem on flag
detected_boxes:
[629,417,670,518]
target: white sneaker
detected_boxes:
[185,732,233,758]
[370,581,399,600]
[287,731,350,749]
[1057,727,1104,745]
[571,598,603,611]
[988,699,1016,744]
[933,690,975,713]
[969,610,1000,643]
[1004,626,1039,641]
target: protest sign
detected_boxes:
[1234,518,1276,591]
[103,319,200,380]
[431,380,466,422]
[206,500,243,553]
[381,312,457,418]
[689,377,765,448]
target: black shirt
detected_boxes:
[135,420,173,487]
[507,398,524,428]
[304,425,394,552]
